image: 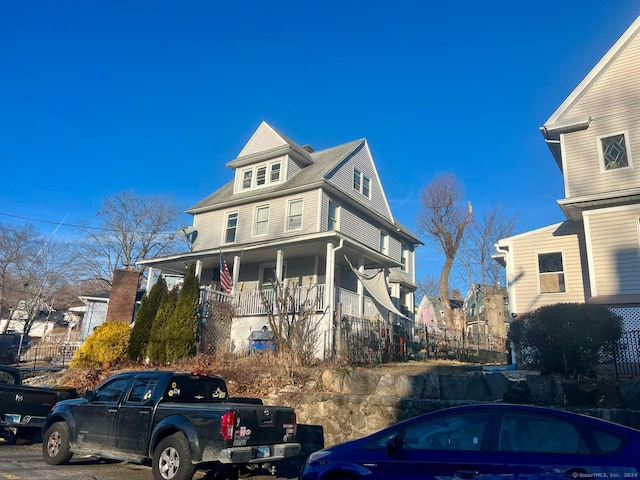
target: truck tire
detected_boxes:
[42,422,72,465]
[152,432,196,480]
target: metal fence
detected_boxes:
[612,330,640,377]
[19,342,79,367]
[610,307,640,377]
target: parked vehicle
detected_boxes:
[42,370,300,480]
[299,403,640,480]
[0,332,31,364]
[0,365,67,444]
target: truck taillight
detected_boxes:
[221,411,235,441]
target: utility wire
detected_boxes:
[0,211,181,236]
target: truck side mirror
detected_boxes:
[84,390,94,401]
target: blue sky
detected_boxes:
[2,1,639,282]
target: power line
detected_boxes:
[0,212,181,236]
[0,212,103,230]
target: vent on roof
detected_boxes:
[302,144,314,153]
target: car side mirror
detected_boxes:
[386,435,402,457]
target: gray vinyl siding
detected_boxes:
[584,206,640,296]
[561,30,640,198]
[192,209,225,251]
[340,208,381,252]
[324,143,392,222]
[287,157,303,180]
[506,222,588,314]
[191,189,320,251]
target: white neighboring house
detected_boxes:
[139,121,423,357]
[78,291,110,341]
[494,17,640,341]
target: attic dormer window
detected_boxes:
[353,168,371,198]
[240,160,282,190]
[599,131,632,171]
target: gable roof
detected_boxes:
[187,123,366,213]
[540,16,640,166]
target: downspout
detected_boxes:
[329,238,344,357]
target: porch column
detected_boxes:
[145,267,155,295]
[276,249,284,283]
[195,260,203,281]
[357,256,365,318]
[232,255,241,294]
[325,243,335,317]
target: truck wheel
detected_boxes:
[42,422,72,465]
[152,433,196,480]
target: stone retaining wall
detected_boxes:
[266,368,640,448]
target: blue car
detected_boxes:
[300,403,640,480]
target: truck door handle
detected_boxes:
[107,408,118,413]
[138,411,150,415]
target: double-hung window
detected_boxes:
[287,199,303,231]
[255,205,269,236]
[256,166,267,186]
[225,212,238,244]
[353,167,371,198]
[538,252,565,293]
[240,161,282,190]
[328,200,339,230]
[270,163,281,182]
[380,231,388,255]
[242,170,253,189]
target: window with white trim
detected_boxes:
[256,166,267,186]
[353,168,371,198]
[401,244,408,271]
[598,132,632,171]
[380,231,389,255]
[254,205,269,236]
[287,199,303,231]
[242,170,253,189]
[240,160,282,190]
[270,163,280,182]
[328,200,339,231]
[224,212,238,244]
[538,252,565,293]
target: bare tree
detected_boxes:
[76,190,184,288]
[17,239,76,336]
[466,203,517,290]
[0,223,39,331]
[416,276,440,299]
[416,173,472,329]
[261,278,323,382]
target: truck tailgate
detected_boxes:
[228,404,297,447]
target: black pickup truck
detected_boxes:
[42,370,301,480]
[0,365,63,444]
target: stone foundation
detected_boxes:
[266,368,640,447]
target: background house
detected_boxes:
[140,122,422,357]
[494,16,640,372]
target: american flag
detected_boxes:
[219,252,233,293]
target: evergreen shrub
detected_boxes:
[509,303,623,376]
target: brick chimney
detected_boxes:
[105,268,141,323]
[302,144,314,153]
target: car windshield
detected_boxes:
[162,374,229,403]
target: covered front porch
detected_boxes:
[138,232,414,357]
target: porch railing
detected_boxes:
[202,284,407,323]
[202,284,326,316]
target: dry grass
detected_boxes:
[45,354,476,398]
